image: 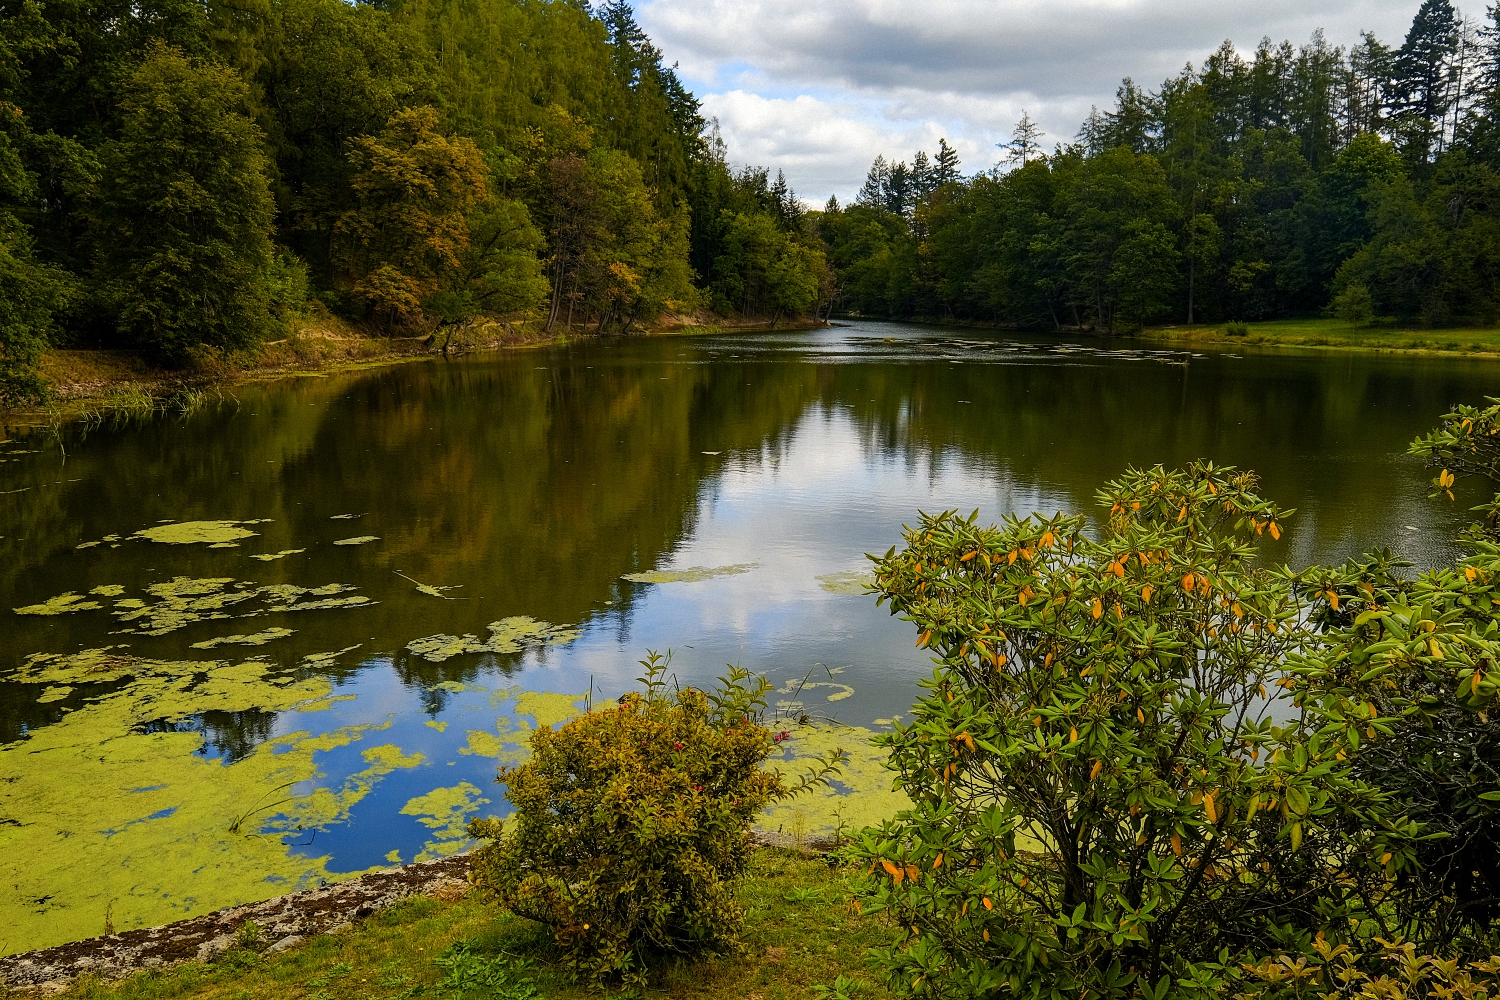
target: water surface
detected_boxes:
[1,321,1493,951]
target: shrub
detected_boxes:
[1281,401,1500,956]
[1239,935,1500,1000]
[468,654,843,988]
[1223,320,1251,337]
[1330,282,1376,324]
[851,464,1413,1000]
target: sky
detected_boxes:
[634,0,1437,205]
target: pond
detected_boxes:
[1,320,1494,952]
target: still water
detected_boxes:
[1,321,1494,951]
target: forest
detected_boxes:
[823,0,1500,333]
[6,0,1500,403]
[0,0,828,398]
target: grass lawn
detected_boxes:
[1139,317,1500,354]
[50,850,894,1000]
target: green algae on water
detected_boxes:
[249,549,306,562]
[404,616,581,663]
[16,577,375,635]
[758,723,909,837]
[14,592,103,615]
[190,627,296,649]
[621,563,758,584]
[133,520,269,545]
[401,783,488,862]
[0,652,416,954]
[332,535,380,546]
[816,570,875,595]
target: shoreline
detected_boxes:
[0,830,835,995]
[838,314,1500,359]
[1,315,830,427]
[0,853,474,995]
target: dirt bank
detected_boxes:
[5,313,826,426]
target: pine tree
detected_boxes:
[1104,78,1157,152]
[857,155,889,207]
[770,169,800,228]
[1004,110,1044,166]
[911,150,932,198]
[933,138,960,184]
[885,161,912,215]
[1077,106,1107,154]
[1343,32,1394,142]
[1392,0,1460,132]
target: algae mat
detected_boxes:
[0,646,906,954]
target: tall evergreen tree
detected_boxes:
[1393,0,1461,151]
[933,138,961,184]
[857,155,889,208]
[1004,110,1044,166]
[1104,79,1157,152]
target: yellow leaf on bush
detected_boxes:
[982,896,993,910]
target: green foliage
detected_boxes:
[468,653,842,988]
[710,210,827,321]
[1277,399,1500,954]
[334,106,488,327]
[1239,935,1500,1000]
[432,941,538,999]
[1329,282,1375,323]
[852,464,1411,1000]
[0,0,823,373]
[94,42,275,360]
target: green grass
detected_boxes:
[1140,317,1500,354]
[51,850,894,1000]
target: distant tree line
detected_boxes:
[819,0,1500,333]
[0,0,829,398]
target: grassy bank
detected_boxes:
[1138,317,1500,355]
[50,850,890,1000]
[7,313,825,426]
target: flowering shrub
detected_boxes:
[469,653,842,987]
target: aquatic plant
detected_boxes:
[404,617,579,663]
[620,563,757,584]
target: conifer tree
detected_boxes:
[857,155,889,207]
[933,138,960,184]
[910,150,932,198]
[1004,110,1044,166]
[1393,0,1461,150]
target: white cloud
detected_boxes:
[701,91,993,203]
[637,0,1435,202]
